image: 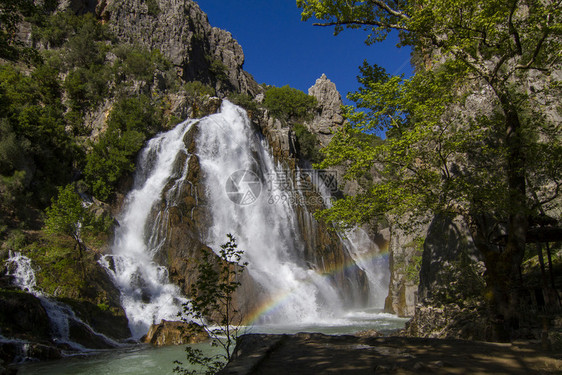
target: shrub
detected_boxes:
[227,93,259,114]
[84,95,162,201]
[263,85,317,122]
[293,123,322,163]
[184,80,215,99]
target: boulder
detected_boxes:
[141,320,208,346]
[68,319,117,349]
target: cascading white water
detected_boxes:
[196,101,346,324]
[302,169,390,309]
[4,251,36,293]
[341,229,389,307]
[4,252,115,350]
[101,119,195,339]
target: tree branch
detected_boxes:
[514,30,549,70]
[312,20,409,31]
[367,0,411,21]
[508,0,523,56]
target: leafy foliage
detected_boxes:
[293,123,322,163]
[84,95,162,201]
[183,80,216,100]
[0,0,40,61]
[300,0,562,328]
[263,85,317,122]
[175,234,247,375]
[0,63,77,211]
[227,92,259,114]
[44,184,90,243]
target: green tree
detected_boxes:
[0,63,76,207]
[293,123,322,163]
[44,184,92,264]
[299,0,562,336]
[263,85,317,122]
[84,95,161,201]
[0,0,38,61]
[175,234,247,375]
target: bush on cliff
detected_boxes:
[263,85,317,122]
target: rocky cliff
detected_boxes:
[383,222,427,317]
[99,0,259,96]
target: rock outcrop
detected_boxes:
[141,320,208,346]
[306,74,345,147]
[0,290,52,344]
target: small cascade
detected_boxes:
[4,251,36,293]
[101,119,195,339]
[4,252,118,351]
[312,176,390,308]
[341,229,389,307]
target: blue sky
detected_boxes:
[196,0,412,102]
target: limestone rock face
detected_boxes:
[419,215,485,303]
[384,222,428,317]
[141,320,208,346]
[307,74,345,146]
[101,0,259,96]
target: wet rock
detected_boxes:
[68,319,117,349]
[141,320,208,346]
[0,341,61,365]
[0,290,51,343]
[24,343,62,361]
[60,298,131,341]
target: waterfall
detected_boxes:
[105,100,389,336]
[4,252,117,350]
[196,102,344,324]
[101,119,195,339]
[341,229,389,307]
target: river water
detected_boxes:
[17,311,408,375]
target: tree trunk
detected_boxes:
[474,87,529,340]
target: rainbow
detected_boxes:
[241,246,390,327]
